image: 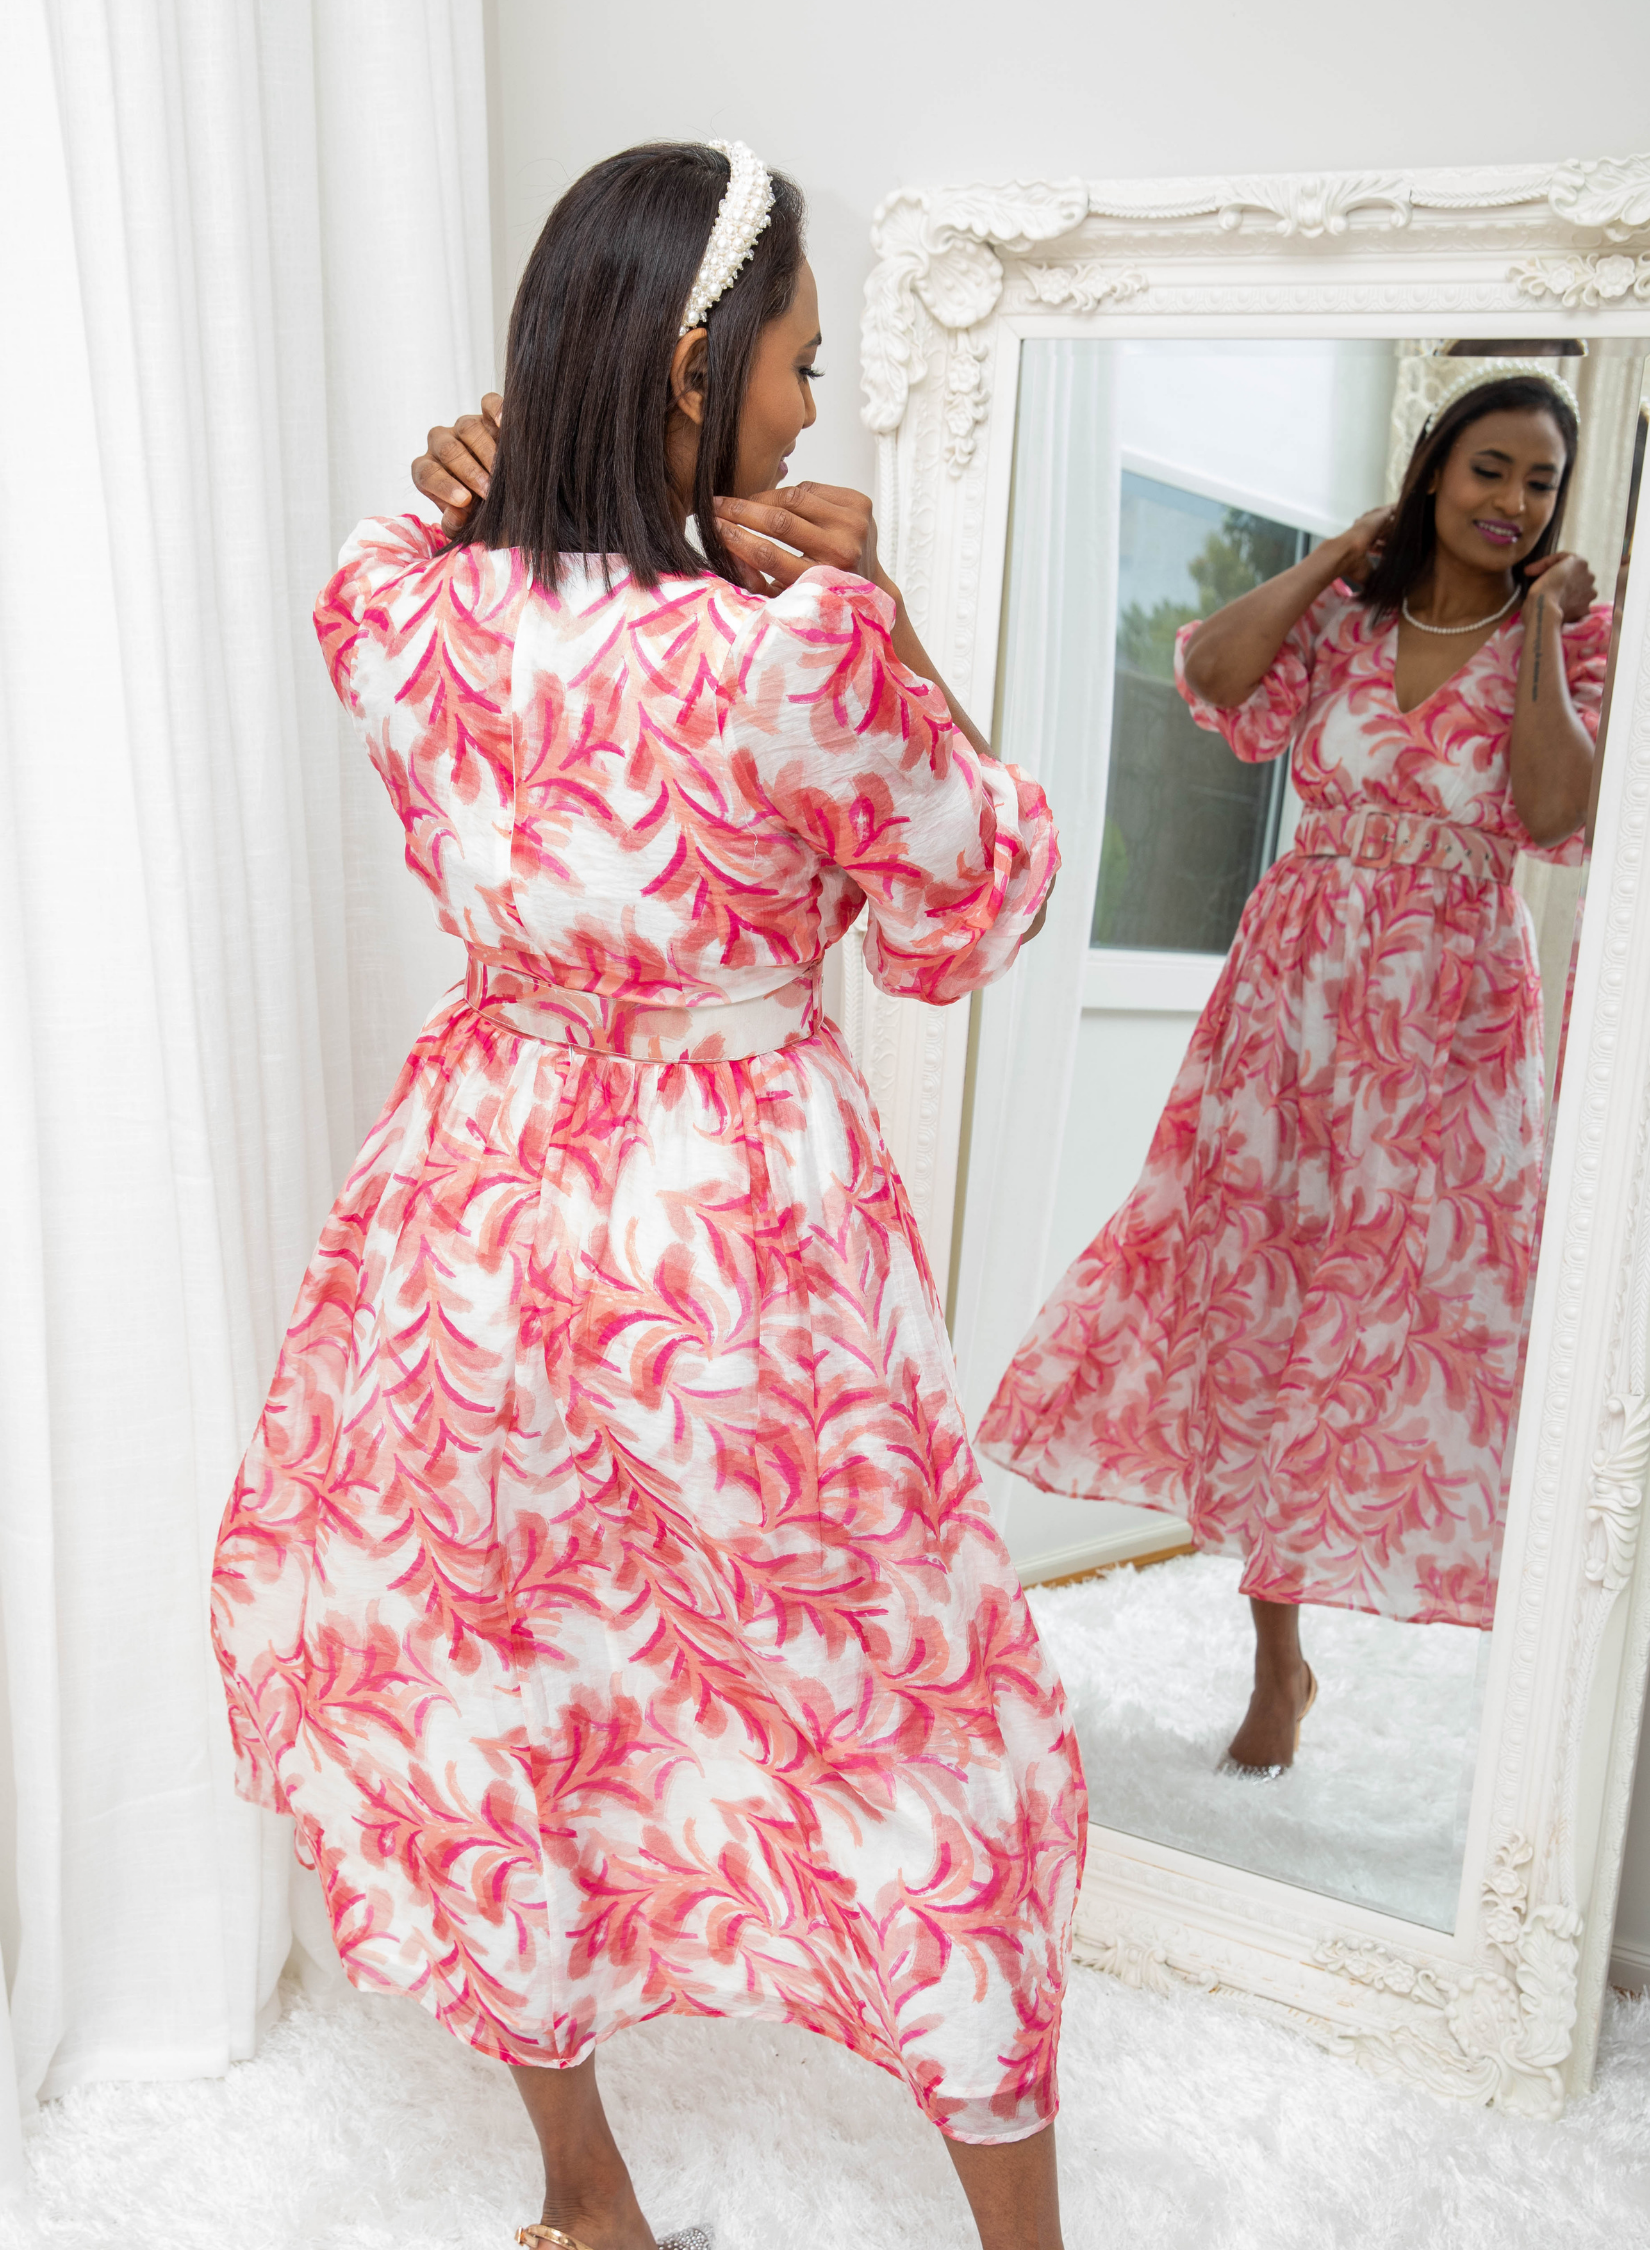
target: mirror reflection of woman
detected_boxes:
[212,142,1081,2250]
[980,366,1610,1774]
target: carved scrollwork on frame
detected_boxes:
[1075,1926,1216,1998]
[1019,262,1148,315]
[1546,153,1650,239]
[1514,253,1650,309]
[1587,1394,1650,1595]
[1210,172,1413,237]
[862,153,1650,483]
[861,181,1090,442]
[1314,1841,1582,2119]
[941,333,992,474]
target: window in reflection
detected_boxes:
[1092,471,1306,955]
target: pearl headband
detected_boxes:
[679,140,775,337]
[1419,357,1582,437]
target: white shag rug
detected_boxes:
[1027,1554,1486,1929]
[8,1555,1634,2248]
[5,1970,1650,2249]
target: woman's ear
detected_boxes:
[670,329,708,427]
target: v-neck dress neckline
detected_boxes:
[1387,610,1517,720]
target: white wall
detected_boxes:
[1115,339,1394,531]
[486,0,1650,501]
[484,0,1650,2016]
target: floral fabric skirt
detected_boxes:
[214,989,1086,2143]
[978,852,1544,1629]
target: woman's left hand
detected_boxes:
[711,484,892,599]
[1522,551,1597,624]
[411,395,502,533]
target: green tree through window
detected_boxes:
[1093,479,1305,954]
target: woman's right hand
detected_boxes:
[711,483,884,598]
[411,394,502,533]
[1333,503,1397,586]
[1522,550,1598,624]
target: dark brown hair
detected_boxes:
[457,143,806,590]
[1359,374,1579,621]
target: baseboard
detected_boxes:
[1609,1937,1650,1993]
[1017,1523,1195,1588]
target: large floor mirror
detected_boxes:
[850,156,1650,2116]
[982,331,1644,1935]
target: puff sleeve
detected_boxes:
[1173,586,1350,763]
[1515,597,1616,867]
[719,567,1059,1006]
[313,514,451,716]
[1562,598,1615,745]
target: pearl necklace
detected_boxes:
[1400,588,1521,635]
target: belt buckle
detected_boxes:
[1352,810,1396,869]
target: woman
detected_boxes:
[978,364,1609,1775]
[211,142,1081,2250]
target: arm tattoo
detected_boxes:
[1531,593,1545,702]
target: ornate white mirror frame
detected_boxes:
[843,154,1650,2116]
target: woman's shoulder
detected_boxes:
[325,515,532,617]
[1313,581,1380,647]
[316,518,534,713]
[715,566,900,683]
[337,512,448,574]
[727,565,896,639]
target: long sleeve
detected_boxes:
[719,568,1059,1006]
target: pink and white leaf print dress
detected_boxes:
[978,587,1611,1630]
[212,516,1083,2144]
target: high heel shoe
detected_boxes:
[517,2228,713,2250]
[1297,1661,1318,1749]
[1217,1663,1317,1781]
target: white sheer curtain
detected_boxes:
[0,0,490,2187]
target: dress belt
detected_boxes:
[1293,806,1519,886]
[463,954,824,1063]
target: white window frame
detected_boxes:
[1087,450,1320,1011]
